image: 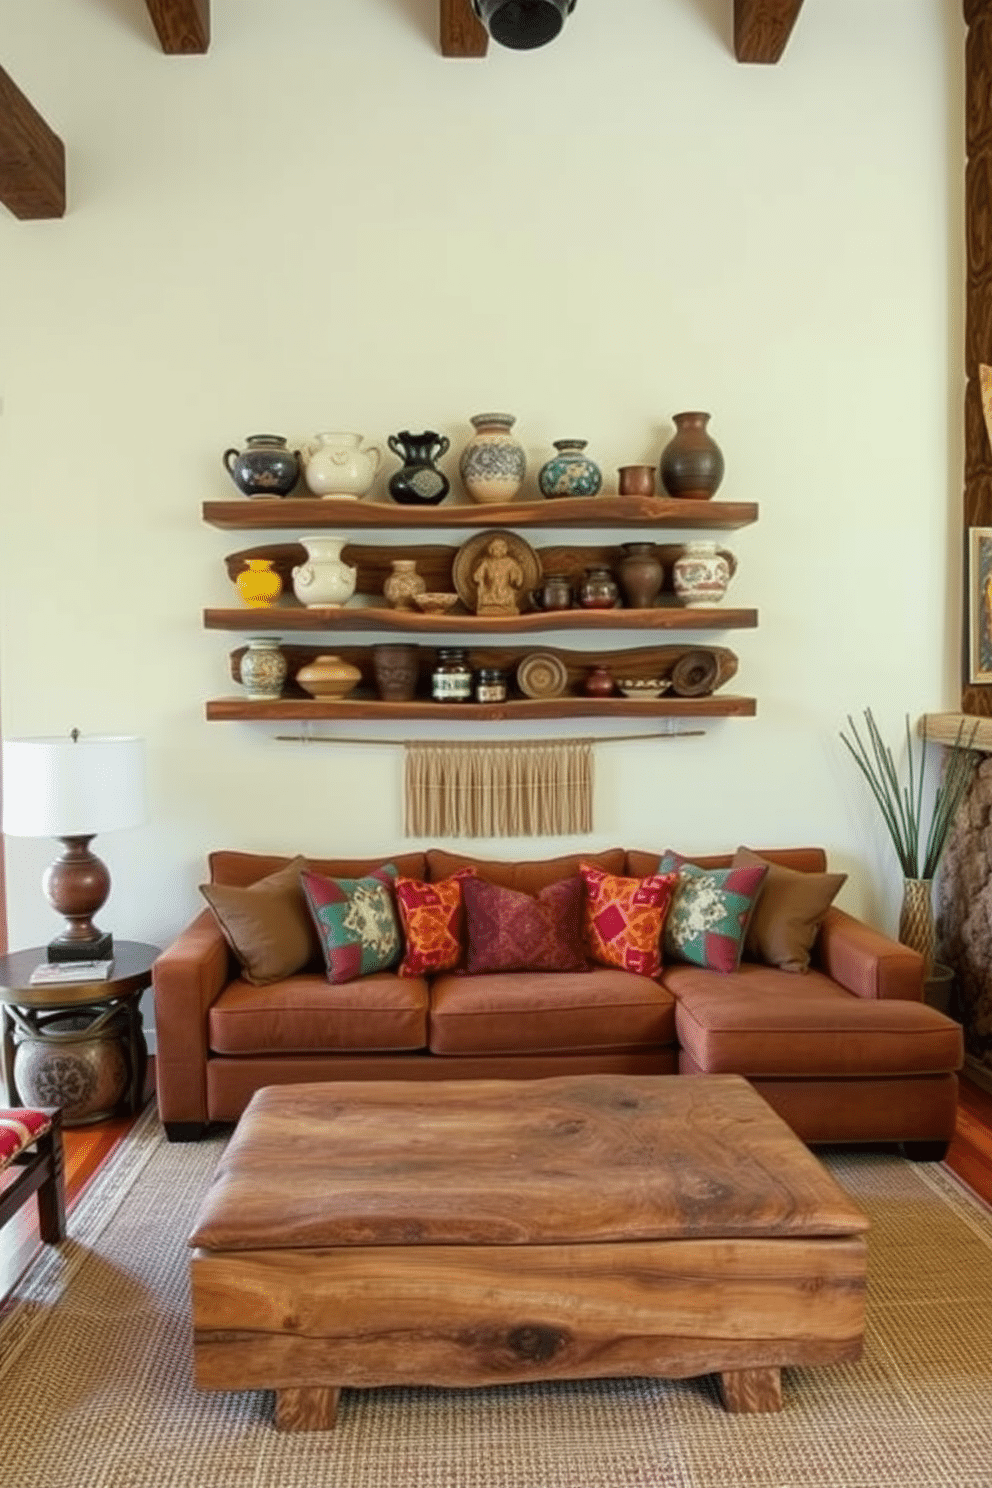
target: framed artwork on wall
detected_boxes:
[969,526,992,683]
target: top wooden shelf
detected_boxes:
[202,495,759,532]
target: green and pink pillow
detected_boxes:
[658,851,768,974]
[301,864,402,984]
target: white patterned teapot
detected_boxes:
[301,432,382,499]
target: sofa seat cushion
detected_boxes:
[208,972,429,1056]
[428,969,676,1056]
[667,963,963,1078]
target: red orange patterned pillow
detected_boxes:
[395,869,475,978]
[580,862,678,978]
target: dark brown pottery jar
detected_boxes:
[578,566,620,609]
[372,643,420,702]
[659,411,724,499]
[584,665,616,697]
[616,543,663,608]
[530,575,573,611]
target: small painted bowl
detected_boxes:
[617,678,672,700]
[413,592,461,614]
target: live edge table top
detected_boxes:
[190,1073,867,1252]
[189,1074,869,1429]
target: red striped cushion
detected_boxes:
[0,1108,52,1168]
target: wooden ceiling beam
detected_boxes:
[0,66,65,219]
[144,0,210,54]
[734,0,806,64]
[440,0,488,57]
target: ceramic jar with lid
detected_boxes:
[223,435,300,498]
[301,432,382,499]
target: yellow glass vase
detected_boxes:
[235,558,283,608]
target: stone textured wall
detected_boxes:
[936,759,992,1072]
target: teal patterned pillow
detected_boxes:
[658,852,768,974]
[301,864,402,983]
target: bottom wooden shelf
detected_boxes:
[205,696,757,722]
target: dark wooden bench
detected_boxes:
[0,1106,66,1242]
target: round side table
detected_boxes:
[0,941,158,1126]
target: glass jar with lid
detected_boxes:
[431,648,472,702]
[474,667,507,704]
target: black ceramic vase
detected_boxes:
[387,431,451,507]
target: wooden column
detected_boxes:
[963,0,992,716]
[0,67,65,220]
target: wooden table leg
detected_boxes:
[719,1367,783,1413]
[274,1386,341,1431]
[2,1006,20,1104]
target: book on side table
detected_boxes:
[28,959,115,986]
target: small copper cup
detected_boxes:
[618,464,656,496]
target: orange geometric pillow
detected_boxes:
[395,868,475,978]
[579,862,678,979]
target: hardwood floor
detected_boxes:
[1,1069,990,1307]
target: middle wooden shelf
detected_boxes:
[204,605,757,635]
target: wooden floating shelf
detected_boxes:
[206,696,757,723]
[204,606,758,635]
[202,496,759,532]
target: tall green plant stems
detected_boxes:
[840,710,980,880]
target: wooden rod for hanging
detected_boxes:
[273,731,706,746]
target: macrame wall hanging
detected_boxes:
[404,740,593,838]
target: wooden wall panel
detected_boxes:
[963,0,992,714]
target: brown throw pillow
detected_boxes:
[733,846,846,974]
[200,855,319,985]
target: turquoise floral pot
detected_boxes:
[538,439,602,499]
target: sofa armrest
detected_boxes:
[153,909,231,1126]
[815,906,924,1002]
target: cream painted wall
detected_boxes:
[0,0,966,998]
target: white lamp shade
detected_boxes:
[1,735,146,838]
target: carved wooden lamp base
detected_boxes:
[42,835,115,963]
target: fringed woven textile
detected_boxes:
[404,741,593,838]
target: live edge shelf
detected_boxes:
[202,495,759,532]
[205,696,757,723]
[203,606,758,635]
[202,492,759,725]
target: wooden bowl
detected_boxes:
[413,592,460,614]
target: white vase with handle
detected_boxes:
[301,432,382,498]
[672,540,736,608]
[291,536,357,608]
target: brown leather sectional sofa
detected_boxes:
[153,845,963,1156]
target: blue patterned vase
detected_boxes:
[459,413,526,504]
[538,438,602,499]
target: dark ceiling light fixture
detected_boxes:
[471,0,577,51]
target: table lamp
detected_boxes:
[1,730,147,962]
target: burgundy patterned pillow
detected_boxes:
[462,875,589,975]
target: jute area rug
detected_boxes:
[1,1107,991,1488]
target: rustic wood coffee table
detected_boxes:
[189,1074,868,1431]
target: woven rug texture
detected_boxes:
[1,1105,991,1488]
